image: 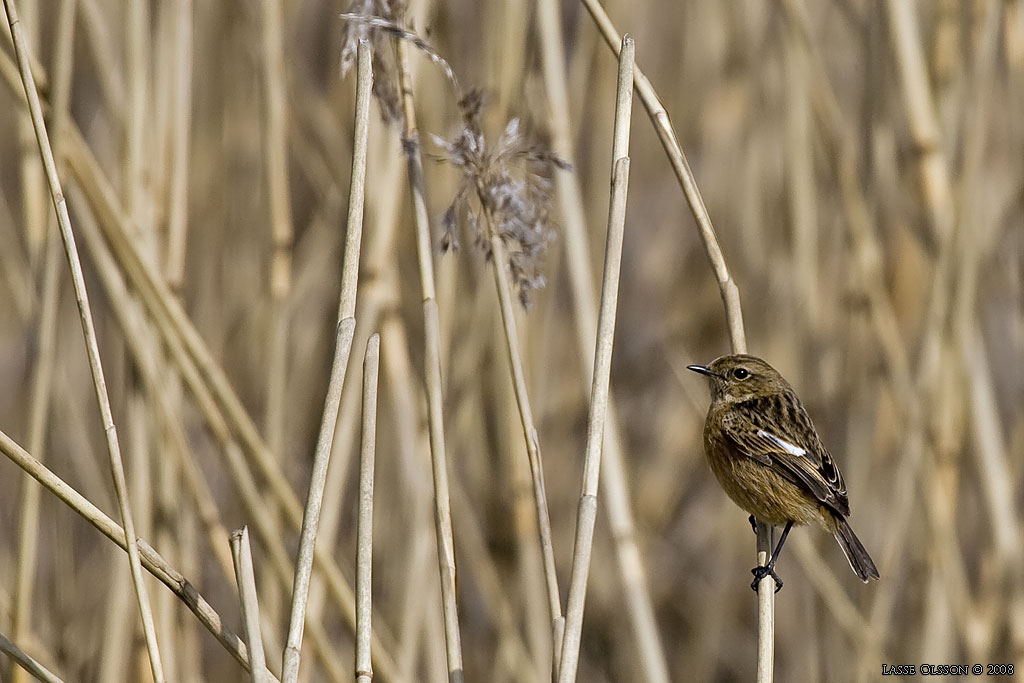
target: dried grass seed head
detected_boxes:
[435,100,569,307]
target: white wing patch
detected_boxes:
[757,429,807,457]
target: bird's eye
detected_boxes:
[732,368,750,380]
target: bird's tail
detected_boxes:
[832,516,880,582]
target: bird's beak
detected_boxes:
[687,364,717,379]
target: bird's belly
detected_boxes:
[707,450,821,527]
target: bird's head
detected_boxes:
[687,354,792,403]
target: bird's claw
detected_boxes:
[750,564,783,593]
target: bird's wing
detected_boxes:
[722,393,850,516]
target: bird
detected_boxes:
[687,354,879,592]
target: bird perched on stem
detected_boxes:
[688,354,879,592]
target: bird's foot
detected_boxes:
[750,564,783,593]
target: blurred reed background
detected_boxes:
[0,0,1022,681]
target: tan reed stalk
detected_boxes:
[10,3,75,679]
[776,5,973,682]
[293,64,418,651]
[782,20,819,332]
[448,467,539,681]
[778,8,914,682]
[948,6,1024,653]
[557,35,634,683]
[43,109,303,534]
[232,527,271,683]
[259,0,293,481]
[63,129,353,681]
[883,0,953,243]
[394,27,465,683]
[152,1,194,671]
[789,535,881,652]
[11,217,60,683]
[374,315,446,682]
[11,0,45,262]
[123,0,147,225]
[0,429,275,680]
[6,62,396,673]
[282,38,372,683]
[50,93,399,681]
[0,633,64,683]
[576,3,775,677]
[68,188,242,581]
[222,439,347,682]
[534,2,671,679]
[463,3,565,666]
[356,334,381,683]
[580,0,746,353]
[66,164,394,681]
[73,0,122,114]
[1,1,165,679]
[121,1,159,672]
[479,207,564,665]
[162,0,191,290]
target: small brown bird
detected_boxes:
[688,354,879,591]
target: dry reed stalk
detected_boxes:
[154,1,194,670]
[777,9,918,681]
[534,2,671,679]
[57,116,377,683]
[578,2,774,677]
[393,26,465,683]
[71,172,381,681]
[457,3,565,666]
[295,150,401,682]
[123,0,147,227]
[883,0,954,242]
[221,439,346,682]
[789,535,882,653]
[67,187,244,574]
[282,39,372,683]
[480,213,564,666]
[557,35,633,683]
[73,194,239,578]
[40,110,401,678]
[10,0,45,263]
[947,8,1024,654]
[80,211,350,683]
[0,429,275,680]
[259,0,293,496]
[10,3,75,678]
[2,74,301,562]
[53,112,303,530]
[580,0,747,353]
[232,527,271,683]
[356,334,381,683]
[11,222,60,683]
[371,308,457,683]
[0,632,64,683]
[940,5,1017,661]
[1,1,165,679]
[161,0,192,290]
[74,0,122,119]
[391,17,571,665]
[782,20,819,330]
[71,170,296,678]
[122,3,163,676]
[775,4,971,681]
[447,464,539,682]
